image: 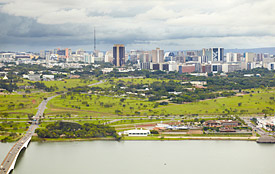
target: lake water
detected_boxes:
[0,140,275,174]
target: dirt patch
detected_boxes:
[187,129,203,134]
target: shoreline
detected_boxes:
[28,136,259,142]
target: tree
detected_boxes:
[150,130,159,134]
[115,110,122,115]
[3,113,9,120]
[153,103,159,108]
[19,103,24,108]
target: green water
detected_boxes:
[1,141,275,174]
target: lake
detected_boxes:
[1,140,275,174]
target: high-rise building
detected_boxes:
[202,48,224,63]
[76,49,85,55]
[40,50,45,58]
[113,44,125,67]
[57,49,66,56]
[56,48,71,59]
[84,53,94,64]
[65,48,71,58]
[226,53,241,62]
[104,50,113,63]
[244,52,256,63]
[152,48,164,63]
[211,48,224,62]
[140,51,151,63]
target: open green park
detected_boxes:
[152,90,275,116]
[112,77,177,84]
[45,93,156,117]
[2,78,275,119]
[23,77,275,119]
[43,79,97,91]
[1,76,275,141]
[17,79,97,92]
[93,77,178,88]
[0,92,54,118]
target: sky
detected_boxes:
[0,0,275,52]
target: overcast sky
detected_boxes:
[0,0,275,52]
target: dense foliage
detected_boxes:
[28,82,57,92]
[0,80,18,92]
[35,121,118,139]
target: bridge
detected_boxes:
[0,95,57,174]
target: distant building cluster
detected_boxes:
[137,47,275,73]
[1,46,275,73]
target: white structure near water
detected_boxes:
[123,129,151,136]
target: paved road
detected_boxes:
[242,117,267,136]
[88,80,106,87]
[0,95,58,174]
[104,119,122,125]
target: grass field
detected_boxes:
[109,118,168,125]
[154,91,275,115]
[93,78,180,89]
[0,92,54,118]
[16,79,97,92]
[43,79,97,91]
[45,89,275,117]
[45,94,156,117]
[113,78,178,84]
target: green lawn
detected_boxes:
[154,91,275,115]
[46,94,156,116]
[43,79,97,91]
[0,92,54,118]
[45,90,275,117]
[94,78,180,89]
[113,78,178,84]
[109,118,168,125]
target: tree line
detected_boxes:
[35,121,118,139]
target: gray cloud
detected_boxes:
[0,0,275,51]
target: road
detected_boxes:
[88,80,106,87]
[242,117,267,136]
[0,95,58,174]
[104,119,122,125]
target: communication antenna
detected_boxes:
[94,27,96,51]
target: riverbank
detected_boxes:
[31,136,117,142]
[30,135,259,142]
[123,136,258,141]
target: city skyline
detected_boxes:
[0,0,275,52]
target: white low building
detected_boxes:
[42,75,54,80]
[123,129,150,136]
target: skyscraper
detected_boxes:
[211,48,224,62]
[113,44,125,67]
[202,48,224,63]
[152,48,164,63]
[244,52,256,63]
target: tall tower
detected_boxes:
[113,44,125,67]
[152,48,164,63]
[94,27,96,52]
[211,48,224,62]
